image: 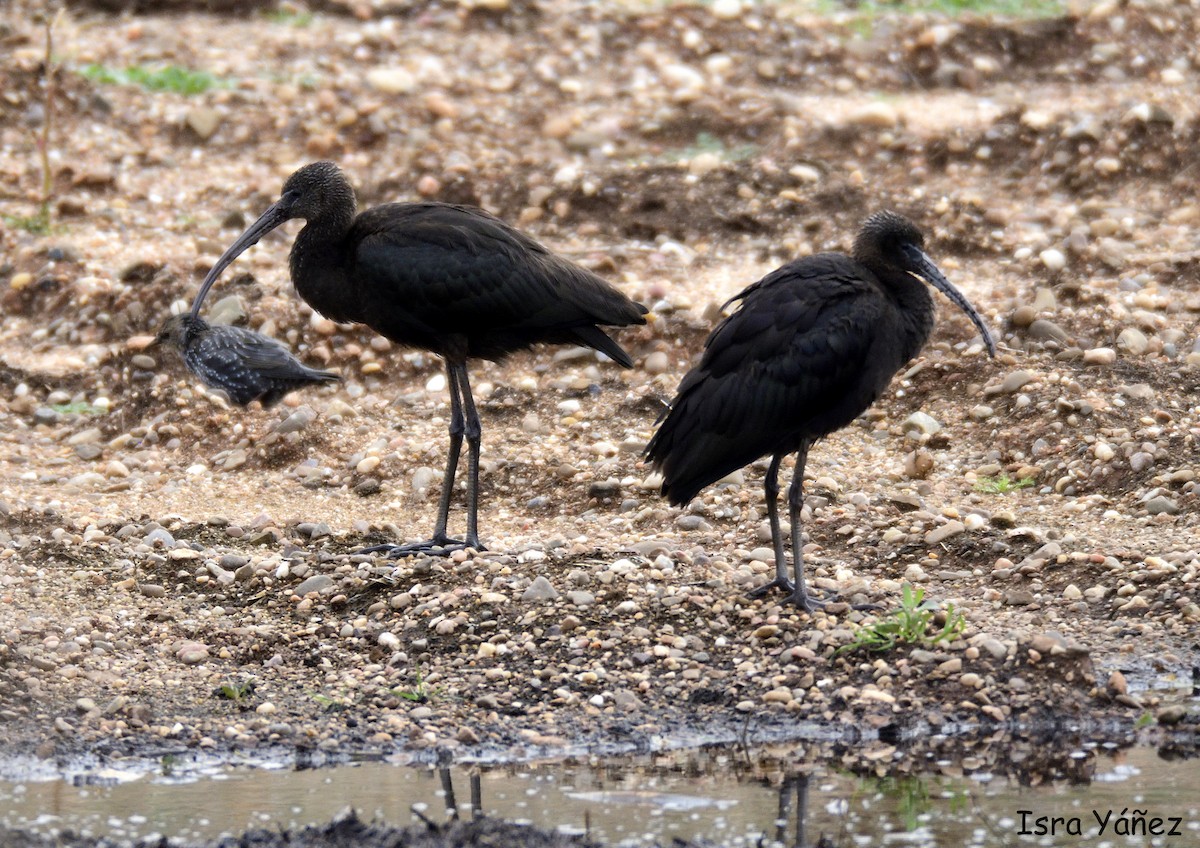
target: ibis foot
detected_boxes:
[747,577,830,613]
[746,576,795,599]
[358,536,483,558]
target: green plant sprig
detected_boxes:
[78,63,229,96]
[974,472,1035,494]
[839,584,966,654]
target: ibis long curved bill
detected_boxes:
[190,197,296,317]
[900,243,996,357]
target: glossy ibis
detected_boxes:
[191,161,647,556]
[645,211,996,611]
[154,313,340,408]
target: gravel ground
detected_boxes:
[2,0,1200,843]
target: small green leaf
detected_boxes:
[79,63,229,96]
[51,402,106,416]
[839,584,967,655]
[974,472,1035,494]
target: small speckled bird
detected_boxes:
[154,313,340,408]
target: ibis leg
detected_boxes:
[783,441,825,611]
[454,361,484,551]
[360,360,480,557]
[747,453,793,598]
[428,360,465,543]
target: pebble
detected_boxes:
[209,296,246,326]
[977,638,1008,660]
[1010,305,1036,328]
[274,407,316,434]
[1028,319,1069,344]
[588,479,621,499]
[985,370,1034,395]
[848,102,898,128]
[366,67,416,94]
[1144,495,1179,516]
[902,412,941,436]
[676,515,710,531]
[1157,705,1188,726]
[295,574,334,595]
[68,428,102,446]
[411,467,439,495]
[1082,347,1116,365]
[176,642,210,665]
[522,576,559,601]
[688,152,722,177]
[145,528,175,547]
[1020,109,1053,130]
[644,351,670,374]
[762,687,792,704]
[1004,589,1036,606]
[1116,327,1148,355]
[378,632,400,650]
[1039,248,1066,271]
[185,107,222,141]
[924,521,965,545]
[710,0,742,19]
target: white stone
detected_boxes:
[1039,248,1066,271]
[710,0,742,19]
[366,67,416,94]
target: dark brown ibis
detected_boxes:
[154,313,340,408]
[645,211,996,611]
[191,161,647,556]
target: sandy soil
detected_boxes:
[1,0,1200,843]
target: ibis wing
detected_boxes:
[647,259,888,504]
[351,204,643,344]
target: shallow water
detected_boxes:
[3,739,1200,846]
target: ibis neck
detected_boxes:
[289,216,359,325]
[888,272,936,363]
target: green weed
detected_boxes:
[78,63,228,96]
[3,211,54,234]
[391,666,443,704]
[264,8,314,26]
[50,401,106,416]
[214,679,256,706]
[668,131,758,165]
[840,584,966,654]
[312,693,352,711]
[974,472,1035,494]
